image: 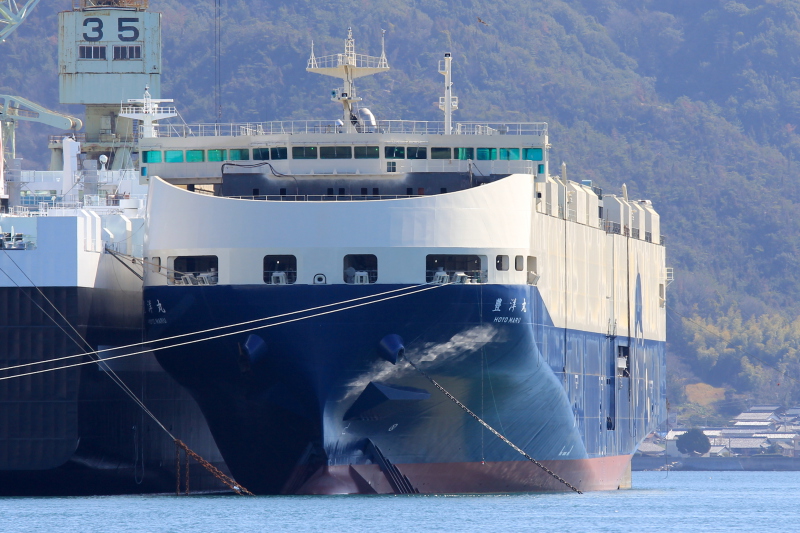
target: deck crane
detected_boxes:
[1,1,82,173]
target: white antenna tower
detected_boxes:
[307,28,389,133]
[438,53,459,135]
[0,0,42,42]
[119,86,177,139]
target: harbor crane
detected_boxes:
[0,0,42,41]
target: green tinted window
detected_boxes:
[142,150,162,163]
[354,146,380,159]
[500,148,520,160]
[454,148,474,160]
[407,147,427,159]
[253,148,270,160]
[271,147,288,160]
[320,146,352,159]
[230,149,250,161]
[165,150,184,163]
[538,164,545,174]
[207,149,227,162]
[523,148,543,161]
[431,147,452,159]
[477,148,497,161]
[186,150,204,163]
[292,146,317,159]
[385,146,405,159]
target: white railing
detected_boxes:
[119,105,178,116]
[308,52,388,70]
[17,171,66,183]
[152,120,548,138]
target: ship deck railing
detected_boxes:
[224,194,424,202]
[3,195,146,217]
[14,169,140,185]
[152,120,548,138]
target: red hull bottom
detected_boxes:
[295,455,633,494]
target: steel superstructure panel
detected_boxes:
[59,10,161,104]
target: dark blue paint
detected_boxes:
[144,283,666,494]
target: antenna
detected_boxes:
[438,53,458,135]
[307,29,389,133]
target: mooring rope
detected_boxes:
[0,282,437,375]
[404,356,583,494]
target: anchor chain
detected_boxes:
[175,444,181,495]
[405,357,583,494]
[185,448,190,495]
[174,439,255,496]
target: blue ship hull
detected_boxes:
[144,283,665,494]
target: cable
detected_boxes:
[0,283,449,382]
[0,251,174,438]
[0,282,432,374]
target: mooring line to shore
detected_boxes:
[0,251,255,495]
[0,281,437,375]
[405,355,584,494]
[0,282,449,381]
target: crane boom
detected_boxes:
[0,0,42,42]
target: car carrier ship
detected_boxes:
[141,30,668,494]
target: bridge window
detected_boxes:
[253,148,270,160]
[515,255,524,271]
[477,148,497,160]
[79,45,106,59]
[142,151,162,163]
[354,146,380,159]
[426,255,485,284]
[320,146,352,159]
[454,148,474,160]
[344,254,377,284]
[292,146,317,159]
[407,147,427,159]
[165,150,184,163]
[186,150,204,163]
[500,148,520,160]
[431,147,451,159]
[113,45,141,60]
[271,147,288,160]
[264,255,297,285]
[523,148,543,161]
[170,255,218,285]
[385,146,405,159]
[230,149,250,161]
[207,149,227,162]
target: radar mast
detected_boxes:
[307,28,389,133]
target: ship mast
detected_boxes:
[438,53,458,135]
[307,28,389,133]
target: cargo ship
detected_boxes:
[141,30,668,494]
[0,0,225,495]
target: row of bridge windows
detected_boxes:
[140,146,544,164]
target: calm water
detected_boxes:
[2,471,798,532]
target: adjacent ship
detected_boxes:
[0,0,225,495]
[142,31,668,494]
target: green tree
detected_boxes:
[677,428,711,455]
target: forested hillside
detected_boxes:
[4,0,800,423]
